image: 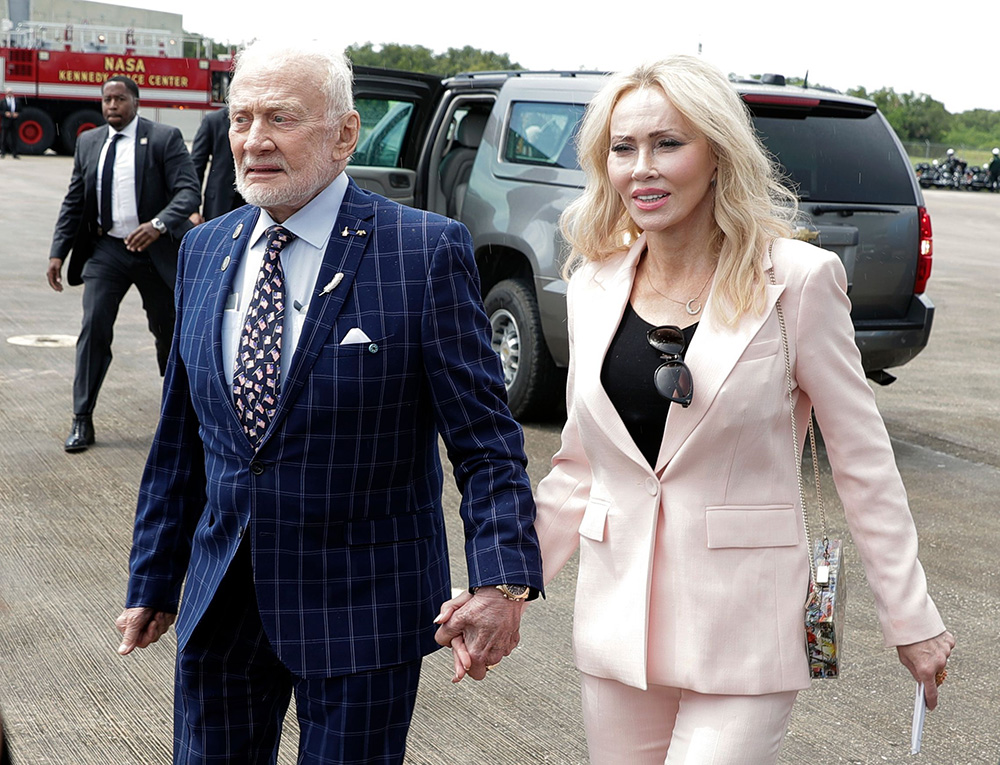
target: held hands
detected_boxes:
[434,588,524,683]
[115,607,176,655]
[897,630,955,710]
[125,221,162,252]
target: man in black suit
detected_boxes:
[46,75,200,452]
[1,87,21,159]
[189,106,244,221]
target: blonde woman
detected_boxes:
[439,55,953,764]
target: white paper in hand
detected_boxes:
[910,682,926,755]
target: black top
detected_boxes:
[600,303,698,468]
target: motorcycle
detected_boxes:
[963,163,992,191]
[915,161,940,189]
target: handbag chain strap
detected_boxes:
[767,242,828,586]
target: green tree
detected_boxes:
[346,42,522,77]
[945,109,1000,149]
[848,86,949,142]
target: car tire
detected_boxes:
[15,107,56,155]
[484,278,563,422]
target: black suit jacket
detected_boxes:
[49,116,201,287]
[189,107,243,220]
[1,95,21,126]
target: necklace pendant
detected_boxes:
[685,299,702,316]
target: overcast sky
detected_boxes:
[126,0,997,114]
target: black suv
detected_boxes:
[348,69,935,419]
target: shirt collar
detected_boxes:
[249,171,349,249]
[108,116,139,142]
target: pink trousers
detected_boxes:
[581,673,798,765]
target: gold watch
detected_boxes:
[495,584,530,602]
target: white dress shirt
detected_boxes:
[223,171,349,386]
[96,118,140,237]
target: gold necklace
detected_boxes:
[644,262,716,316]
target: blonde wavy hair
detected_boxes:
[560,55,798,322]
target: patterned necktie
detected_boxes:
[232,225,296,443]
[100,133,122,232]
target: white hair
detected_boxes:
[230,38,354,123]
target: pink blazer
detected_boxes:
[534,235,945,694]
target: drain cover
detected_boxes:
[7,334,77,348]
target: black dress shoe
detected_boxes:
[64,415,95,452]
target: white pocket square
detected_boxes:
[340,327,372,345]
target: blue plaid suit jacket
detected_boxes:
[125,180,543,678]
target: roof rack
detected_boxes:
[451,70,607,80]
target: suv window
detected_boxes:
[504,101,586,169]
[752,110,917,205]
[353,99,415,167]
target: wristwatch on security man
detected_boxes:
[471,584,531,602]
[150,217,167,234]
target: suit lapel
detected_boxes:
[576,236,652,468]
[85,131,105,217]
[655,241,785,471]
[261,181,376,442]
[133,117,148,202]
[209,208,261,414]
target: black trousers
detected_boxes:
[74,235,174,415]
[0,119,17,157]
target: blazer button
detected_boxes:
[249,460,265,476]
[238,525,245,539]
[644,477,659,496]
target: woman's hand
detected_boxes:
[896,630,955,710]
[433,589,474,629]
[434,590,475,682]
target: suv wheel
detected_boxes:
[484,278,562,421]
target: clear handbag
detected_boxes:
[771,256,846,679]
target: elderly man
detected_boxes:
[115,39,542,764]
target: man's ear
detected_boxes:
[332,111,361,162]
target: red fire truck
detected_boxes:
[1,21,231,155]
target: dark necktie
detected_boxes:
[100,133,123,232]
[232,225,296,443]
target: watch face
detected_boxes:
[499,584,529,599]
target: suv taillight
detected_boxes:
[915,206,933,294]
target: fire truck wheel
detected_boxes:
[59,110,104,155]
[16,108,56,156]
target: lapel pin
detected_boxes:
[320,273,344,296]
[221,255,231,272]
[139,136,148,145]
[341,226,350,237]
[233,222,244,239]
[355,229,367,237]
[340,226,368,237]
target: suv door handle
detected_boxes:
[389,173,411,189]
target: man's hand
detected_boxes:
[46,258,64,292]
[115,607,176,655]
[124,222,162,253]
[189,211,205,227]
[434,587,524,682]
[897,630,955,711]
